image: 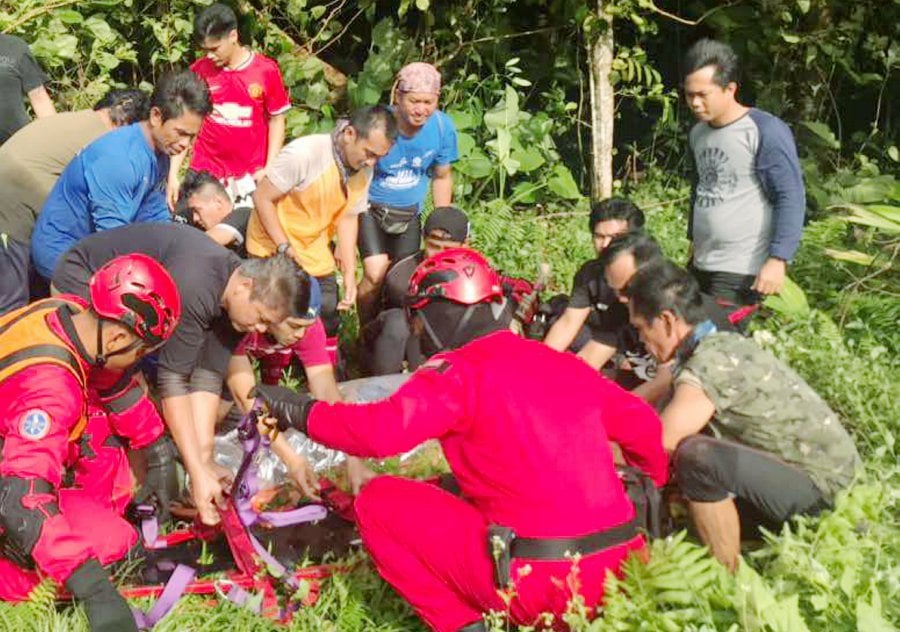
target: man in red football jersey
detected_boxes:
[167,2,290,209]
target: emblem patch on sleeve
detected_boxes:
[20,409,52,441]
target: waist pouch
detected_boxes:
[370,204,417,235]
[487,515,639,588]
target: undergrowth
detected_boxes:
[2,174,897,631]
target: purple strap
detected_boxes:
[132,564,197,630]
[257,504,327,528]
[224,584,260,613]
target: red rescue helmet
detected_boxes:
[89,254,182,347]
[407,247,503,311]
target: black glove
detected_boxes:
[66,559,138,632]
[251,384,316,434]
[133,436,178,523]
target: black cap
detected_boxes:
[423,206,469,242]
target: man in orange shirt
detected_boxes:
[247,106,396,351]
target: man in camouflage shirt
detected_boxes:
[625,260,860,572]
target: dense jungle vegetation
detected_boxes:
[0,0,897,629]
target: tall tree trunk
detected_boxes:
[588,2,614,200]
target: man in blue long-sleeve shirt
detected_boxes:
[683,39,805,305]
[31,70,212,279]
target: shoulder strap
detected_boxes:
[0,344,82,378]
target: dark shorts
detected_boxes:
[360,308,412,375]
[689,265,759,307]
[315,274,340,337]
[673,435,829,532]
[358,210,421,262]
[0,235,31,315]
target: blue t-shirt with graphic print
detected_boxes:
[368,109,458,212]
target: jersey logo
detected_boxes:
[248,83,264,99]
[20,409,52,441]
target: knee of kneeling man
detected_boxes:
[672,436,717,481]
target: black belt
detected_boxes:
[488,517,640,587]
[510,516,640,559]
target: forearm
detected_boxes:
[169,149,188,183]
[336,215,358,284]
[253,193,290,247]
[632,363,673,406]
[266,115,286,168]
[577,339,616,371]
[161,394,206,476]
[544,309,588,351]
[431,170,453,207]
[28,86,56,118]
[190,390,222,464]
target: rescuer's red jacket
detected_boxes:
[0,297,163,585]
[308,330,668,539]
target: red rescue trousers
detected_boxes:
[355,476,644,632]
[0,406,137,601]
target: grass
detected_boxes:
[3,174,897,630]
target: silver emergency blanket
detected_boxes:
[214,373,411,489]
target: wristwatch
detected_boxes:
[276,242,292,255]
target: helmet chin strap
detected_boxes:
[94,318,146,367]
[95,319,108,368]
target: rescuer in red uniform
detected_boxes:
[0,254,181,632]
[253,248,669,632]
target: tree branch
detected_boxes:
[642,0,742,27]
[2,0,82,33]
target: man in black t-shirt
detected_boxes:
[361,206,470,375]
[0,34,55,145]
[544,198,644,369]
[52,223,312,526]
[601,230,736,403]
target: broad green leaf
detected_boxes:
[53,35,79,60]
[824,248,876,266]
[56,10,84,24]
[455,150,493,179]
[547,164,582,200]
[455,131,476,157]
[310,5,326,19]
[94,51,120,71]
[856,593,892,632]
[511,146,545,173]
[781,32,801,44]
[764,276,810,319]
[888,146,899,162]
[840,175,897,204]
[415,0,430,10]
[801,120,840,150]
[447,109,477,131]
[85,16,114,43]
[505,57,520,67]
[797,0,810,14]
[867,204,900,224]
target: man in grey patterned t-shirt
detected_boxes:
[683,39,805,306]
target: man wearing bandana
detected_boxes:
[247,106,396,360]
[357,62,460,328]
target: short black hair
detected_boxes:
[238,254,312,319]
[348,105,398,142]
[195,3,238,42]
[683,38,740,87]
[626,260,707,326]
[150,70,213,121]
[93,89,150,125]
[588,197,645,233]
[175,170,229,219]
[600,230,663,270]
